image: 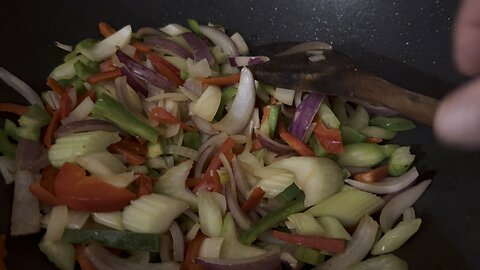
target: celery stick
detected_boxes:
[294,246,325,266]
[371,218,422,255]
[319,102,340,129]
[382,144,400,157]
[337,143,386,167]
[360,126,397,140]
[346,254,408,270]
[0,129,16,159]
[183,131,201,150]
[370,116,416,132]
[333,97,349,124]
[241,195,306,245]
[286,213,325,236]
[340,126,367,145]
[17,104,51,142]
[4,119,18,141]
[309,136,327,157]
[388,146,415,176]
[91,93,159,143]
[306,189,384,226]
[268,105,281,137]
[275,184,302,204]
[187,18,202,35]
[198,190,225,237]
[316,216,351,240]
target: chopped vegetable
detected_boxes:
[272,230,345,254]
[370,116,416,132]
[286,212,325,236]
[371,218,422,255]
[388,146,415,176]
[337,143,386,168]
[38,240,76,270]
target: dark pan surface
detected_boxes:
[2,1,479,269]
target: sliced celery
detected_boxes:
[333,97,349,124]
[211,46,228,63]
[275,184,302,204]
[50,55,90,80]
[91,93,159,143]
[153,159,197,209]
[346,254,408,270]
[360,126,397,140]
[340,126,367,145]
[371,218,422,255]
[38,240,75,270]
[348,105,369,130]
[122,193,188,234]
[268,105,281,137]
[199,237,224,259]
[316,216,351,240]
[221,213,265,259]
[198,190,225,237]
[48,131,120,167]
[214,86,237,121]
[76,151,127,176]
[74,61,94,80]
[286,213,325,236]
[306,189,384,226]
[254,171,295,199]
[388,146,415,176]
[370,116,416,132]
[382,144,400,157]
[320,102,340,129]
[92,212,125,231]
[309,136,327,157]
[294,246,325,266]
[191,85,222,121]
[337,143,386,167]
[17,104,51,142]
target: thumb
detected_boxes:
[434,77,480,148]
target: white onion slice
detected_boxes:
[317,215,378,270]
[402,207,416,221]
[213,67,255,134]
[194,144,216,178]
[0,66,43,106]
[276,41,332,56]
[232,158,251,200]
[230,32,249,55]
[44,205,68,242]
[164,145,198,160]
[199,25,239,57]
[0,156,15,185]
[380,179,432,232]
[345,167,419,194]
[169,221,185,262]
[10,171,41,235]
[41,91,61,110]
[61,96,95,125]
[192,115,219,135]
[55,41,73,52]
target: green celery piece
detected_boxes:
[371,218,422,255]
[4,119,18,141]
[241,194,306,245]
[337,143,386,167]
[74,61,94,81]
[180,70,189,80]
[360,126,397,140]
[72,78,87,94]
[308,135,327,157]
[211,46,227,63]
[370,116,416,132]
[320,102,340,129]
[221,213,266,259]
[91,93,159,143]
[333,97,349,124]
[259,83,275,95]
[340,126,367,144]
[382,144,400,157]
[388,146,415,176]
[38,241,75,270]
[255,82,270,104]
[74,38,97,53]
[147,141,164,158]
[62,228,161,252]
[0,129,16,159]
[63,51,78,62]
[268,105,280,137]
[294,246,325,266]
[187,18,202,35]
[348,105,369,130]
[214,86,237,121]
[51,55,90,80]
[183,131,201,150]
[86,61,100,74]
[17,105,51,142]
[57,76,78,88]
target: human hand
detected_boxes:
[434,0,480,148]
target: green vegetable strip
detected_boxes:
[275,184,302,204]
[360,126,397,140]
[187,18,202,35]
[91,93,159,143]
[382,144,400,157]
[308,136,326,157]
[214,86,237,120]
[62,228,161,252]
[0,129,16,159]
[255,83,270,104]
[340,126,367,144]
[319,102,340,129]
[388,146,415,176]
[294,246,325,266]
[17,105,51,142]
[183,131,201,150]
[4,119,18,141]
[332,97,349,124]
[348,105,369,131]
[370,116,416,132]
[241,194,306,245]
[337,143,386,167]
[268,105,280,137]
[180,70,189,80]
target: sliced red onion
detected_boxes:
[380,179,432,232]
[276,41,332,56]
[10,170,41,236]
[169,221,185,262]
[144,36,192,59]
[345,167,419,194]
[54,119,123,138]
[116,50,174,92]
[85,243,180,270]
[196,248,281,270]
[181,32,214,65]
[317,216,378,270]
[199,25,239,57]
[349,98,399,117]
[120,66,148,96]
[0,156,15,184]
[289,92,324,140]
[0,66,43,106]
[255,131,293,155]
[228,56,269,67]
[15,138,46,172]
[192,115,219,135]
[213,67,255,134]
[194,144,216,178]
[160,234,172,262]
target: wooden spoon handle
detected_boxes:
[343,72,439,126]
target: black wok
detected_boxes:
[1,0,478,269]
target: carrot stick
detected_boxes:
[43,111,60,149]
[147,54,183,87]
[109,145,146,165]
[98,22,115,38]
[352,165,389,183]
[46,77,65,95]
[76,245,97,270]
[132,42,153,53]
[59,91,73,119]
[279,121,314,156]
[0,102,27,115]
[150,107,196,131]
[87,69,123,84]
[241,186,265,213]
[29,182,62,206]
[199,73,241,86]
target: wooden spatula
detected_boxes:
[249,48,439,126]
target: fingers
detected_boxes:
[454,0,480,76]
[434,77,480,148]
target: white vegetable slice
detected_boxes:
[81,25,132,61]
[190,85,222,121]
[371,218,422,255]
[93,212,125,231]
[44,205,68,242]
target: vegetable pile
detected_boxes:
[0,20,431,270]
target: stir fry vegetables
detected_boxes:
[0,20,431,270]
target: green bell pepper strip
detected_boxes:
[369,116,416,132]
[91,93,159,143]
[183,131,201,150]
[214,86,237,121]
[268,105,280,137]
